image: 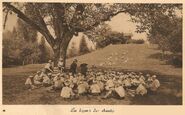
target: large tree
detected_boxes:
[3,3,126,67]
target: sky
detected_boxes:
[4,10,148,49]
[106,13,147,40]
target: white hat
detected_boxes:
[152,75,157,78]
[48,73,52,76]
[29,75,34,78]
[146,74,150,77]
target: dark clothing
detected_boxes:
[80,63,88,77]
[70,62,77,76]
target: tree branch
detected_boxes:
[3,9,9,29]
[3,3,55,46]
[75,10,126,32]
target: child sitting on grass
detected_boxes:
[148,75,160,92]
[90,80,101,96]
[60,81,76,100]
[25,75,37,91]
[33,71,43,85]
[42,73,52,87]
[136,82,147,96]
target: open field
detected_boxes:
[2,44,182,105]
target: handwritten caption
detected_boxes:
[70,107,114,113]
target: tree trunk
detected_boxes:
[60,43,69,68]
[60,37,73,68]
[52,34,72,67]
[53,45,61,66]
[22,59,25,65]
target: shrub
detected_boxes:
[126,39,145,44]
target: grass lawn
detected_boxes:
[2,44,182,105]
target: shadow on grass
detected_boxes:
[2,68,182,105]
[147,52,182,68]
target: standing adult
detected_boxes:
[80,63,88,77]
[70,59,78,76]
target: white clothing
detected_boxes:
[115,86,126,98]
[25,78,32,85]
[136,84,147,95]
[150,79,160,91]
[78,82,89,94]
[106,79,114,88]
[90,84,101,94]
[97,81,104,91]
[43,76,51,84]
[60,87,74,98]
[54,80,63,88]
[123,79,131,87]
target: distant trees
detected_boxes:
[3,30,41,67]
[38,36,52,63]
[2,19,42,67]
[128,4,182,53]
[148,16,182,54]
[67,42,78,58]
[126,39,145,44]
[127,4,182,66]
[79,35,90,54]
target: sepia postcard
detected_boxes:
[0,0,184,115]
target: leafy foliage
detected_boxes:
[79,35,90,54]
[126,39,145,44]
[67,42,78,58]
[3,21,41,67]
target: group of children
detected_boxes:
[25,63,160,100]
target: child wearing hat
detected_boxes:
[60,81,75,99]
[42,73,52,87]
[136,83,147,96]
[103,77,115,99]
[114,84,126,99]
[25,75,37,90]
[77,80,89,95]
[52,76,63,90]
[123,77,131,88]
[90,79,101,95]
[148,75,160,92]
[33,71,43,85]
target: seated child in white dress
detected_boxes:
[136,83,147,96]
[34,71,43,85]
[90,80,101,95]
[60,81,75,99]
